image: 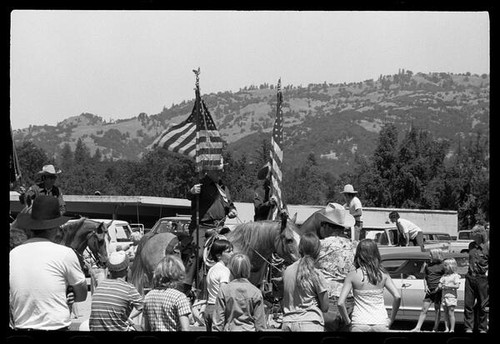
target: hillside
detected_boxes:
[12,70,490,177]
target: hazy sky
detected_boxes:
[10,10,490,130]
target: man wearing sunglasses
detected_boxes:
[23,164,67,215]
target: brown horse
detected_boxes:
[129,217,301,295]
[10,217,109,272]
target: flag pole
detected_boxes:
[193,67,201,297]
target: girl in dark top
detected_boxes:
[411,248,445,332]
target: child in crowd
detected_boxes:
[143,255,191,331]
[439,258,461,333]
[338,239,401,332]
[212,253,267,331]
[411,248,445,332]
[204,238,234,331]
[282,232,329,331]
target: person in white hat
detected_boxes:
[23,164,66,215]
[340,184,363,241]
[10,195,87,330]
[89,251,143,331]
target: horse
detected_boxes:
[129,214,301,296]
[10,216,109,273]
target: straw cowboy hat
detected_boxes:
[257,162,271,180]
[316,202,355,228]
[340,184,358,194]
[37,164,62,176]
[15,195,71,230]
[107,251,130,272]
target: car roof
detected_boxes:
[422,231,451,235]
[381,248,468,260]
[157,216,191,221]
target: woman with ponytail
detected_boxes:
[338,239,401,332]
[281,232,329,331]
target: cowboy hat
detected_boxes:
[37,164,62,176]
[107,251,130,272]
[316,202,355,228]
[15,195,71,230]
[257,162,270,180]
[340,184,358,194]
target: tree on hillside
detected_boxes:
[15,141,51,187]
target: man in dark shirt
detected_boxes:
[464,227,489,333]
[253,162,277,221]
[20,164,66,215]
[183,168,237,292]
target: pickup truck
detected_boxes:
[448,230,473,254]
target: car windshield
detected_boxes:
[115,224,131,242]
[382,255,469,279]
[459,232,472,240]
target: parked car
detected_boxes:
[448,230,474,254]
[149,215,191,239]
[380,248,469,323]
[365,226,452,251]
[129,223,145,235]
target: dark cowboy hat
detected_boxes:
[15,195,71,230]
[257,162,271,180]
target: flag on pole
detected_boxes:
[151,70,223,172]
[270,79,284,219]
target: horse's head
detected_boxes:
[273,213,300,265]
[85,220,109,268]
[60,218,109,268]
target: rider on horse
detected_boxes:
[182,167,238,294]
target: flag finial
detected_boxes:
[193,67,201,90]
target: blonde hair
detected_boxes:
[227,253,251,279]
[429,248,444,263]
[153,254,186,289]
[443,258,458,274]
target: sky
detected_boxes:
[10,10,490,130]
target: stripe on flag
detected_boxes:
[196,100,223,172]
[150,108,197,158]
[270,79,284,217]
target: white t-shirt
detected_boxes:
[206,261,230,304]
[344,196,362,218]
[10,239,86,330]
[397,218,422,240]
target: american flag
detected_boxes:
[270,79,284,218]
[151,85,223,172]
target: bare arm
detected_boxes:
[337,271,354,324]
[71,280,88,302]
[179,315,190,331]
[384,274,401,327]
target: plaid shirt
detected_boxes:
[143,288,191,331]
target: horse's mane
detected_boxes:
[59,217,86,245]
[225,220,280,258]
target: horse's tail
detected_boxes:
[129,233,153,295]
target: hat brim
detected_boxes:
[38,171,61,175]
[15,212,71,230]
[340,190,358,194]
[316,210,355,229]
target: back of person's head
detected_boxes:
[429,248,444,263]
[153,254,185,289]
[443,258,458,274]
[227,253,251,279]
[209,238,233,262]
[389,211,400,220]
[354,239,384,285]
[298,232,321,259]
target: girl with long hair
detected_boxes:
[338,239,401,332]
[281,232,329,331]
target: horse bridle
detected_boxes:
[72,221,108,269]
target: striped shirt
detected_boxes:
[89,278,144,331]
[144,288,192,331]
